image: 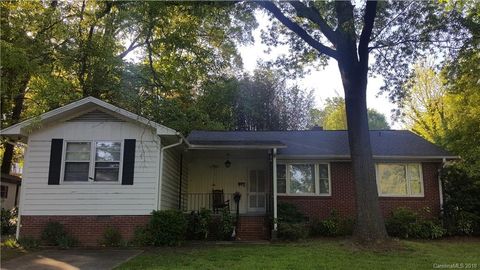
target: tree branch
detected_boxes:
[288,1,337,46]
[358,1,377,64]
[117,34,144,59]
[258,1,337,60]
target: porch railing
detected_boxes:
[180,192,273,214]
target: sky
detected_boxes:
[237,11,401,128]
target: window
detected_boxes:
[276,162,330,195]
[376,163,423,197]
[64,142,91,182]
[62,141,122,183]
[1,185,8,199]
[94,142,121,182]
[290,164,315,194]
[276,164,286,193]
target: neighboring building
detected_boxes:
[0,97,457,245]
[1,173,21,210]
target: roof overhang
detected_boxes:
[0,97,177,140]
[276,155,460,160]
[187,140,286,150]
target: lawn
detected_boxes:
[116,238,480,270]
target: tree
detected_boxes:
[312,97,389,130]
[257,1,467,243]
[197,68,314,132]
[401,62,448,145]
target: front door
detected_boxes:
[248,169,266,212]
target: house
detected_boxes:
[1,173,21,210]
[0,97,457,245]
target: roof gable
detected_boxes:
[1,97,177,138]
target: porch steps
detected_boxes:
[236,216,270,240]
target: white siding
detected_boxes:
[1,182,19,210]
[160,148,182,210]
[21,120,160,216]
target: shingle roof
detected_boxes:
[187,130,456,158]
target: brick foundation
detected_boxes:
[278,162,442,221]
[20,215,150,246]
[236,216,270,240]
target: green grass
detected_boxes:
[116,239,480,270]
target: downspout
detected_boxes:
[178,153,183,210]
[272,148,278,232]
[439,157,447,211]
[10,140,28,241]
[157,134,183,210]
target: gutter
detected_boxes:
[157,132,184,210]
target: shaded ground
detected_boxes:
[1,249,142,270]
[116,238,480,270]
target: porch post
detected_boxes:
[272,148,278,231]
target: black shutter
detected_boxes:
[48,139,63,185]
[122,139,136,185]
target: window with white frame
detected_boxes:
[63,141,122,183]
[376,163,423,196]
[64,142,91,182]
[276,163,330,195]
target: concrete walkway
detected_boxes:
[1,249,142,270]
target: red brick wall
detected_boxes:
[236,216,270,240]
[20,215,150,246]
[278,162,442,221]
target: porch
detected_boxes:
[182,148,281,217]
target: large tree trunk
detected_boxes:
[1,77,29,174]
[338,59,388,243]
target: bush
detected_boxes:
[310,211,354,237]
[385,207,418,238]
[221,207,234,240]
[441,165,480,236]
[277,223,308,241]
[57,235,78,249]
[386,207,445,239]
[101,227,123,247]
[18,237,40,249]
[41,221,67,246]
[278,203,305,223]
[1,207,17,235]
[149,210,187,246]
[186,208,212,240]
[132,227,152,246]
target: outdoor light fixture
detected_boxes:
[225,153,231,168]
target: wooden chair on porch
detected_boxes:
[212,189,229,213]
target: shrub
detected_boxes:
[441,165,480,236]
[57,235,78,249]
[186,208,212,240]
[310,211,354,237]
[41,221,67,246]
[278,203,305,223]
[277,223,308,241]
[221,207,234,240]
[101,227,123,247]
[149,210,187,246]
[2,237,19,248]
[386,207,445,239]
[385,207,418,238]
[132,227,152,246]
[1,207,17,235]
[208,215,224,240]
[18,237,40,249]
